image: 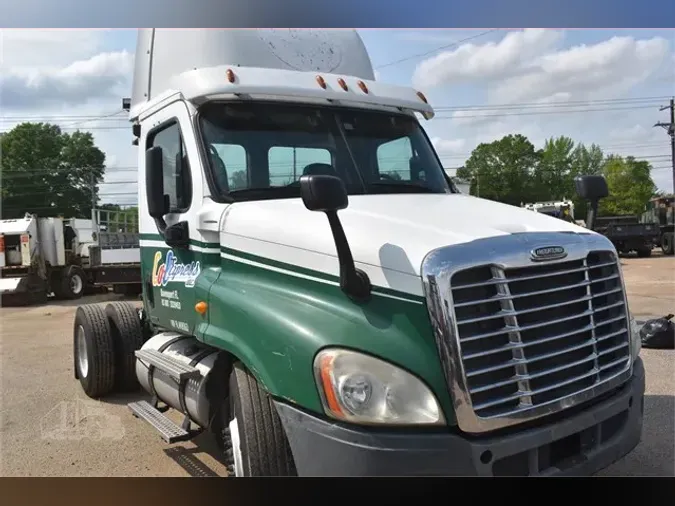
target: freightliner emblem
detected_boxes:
[530,245,567,262]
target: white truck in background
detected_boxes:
[0,208,141,305]
[522,199,582,225]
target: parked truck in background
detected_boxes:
[0,208,141,305]
[72,28,644,477]
[591,215,659,258]
[522,199,575,221]
[640,196,674,255]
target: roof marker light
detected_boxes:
[416,91,428,104]
[337,78,348,91]
[357,80,369,94]
[226,69,236,83]
[316,75,327,89]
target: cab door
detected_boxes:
[138,99,215,335]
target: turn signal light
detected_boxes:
[195,301,208,315]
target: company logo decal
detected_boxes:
[530,245,567,262]
[151,250,201,287]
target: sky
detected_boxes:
[0,28,673,206]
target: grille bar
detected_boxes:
[452,260,618,289]
[448,249,631,421]
[453,275,619,308]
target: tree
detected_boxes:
[599,156,657,216]
[569,143,605,219]
[1,123,106,219]
[534,136,576,201]
[230,170,247,190]
[457,134,541,206]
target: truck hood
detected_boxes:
[221,193,589,280]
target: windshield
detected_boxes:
[199,102,452,201]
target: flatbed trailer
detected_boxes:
[0,208,141,304]
[592,215,659,257]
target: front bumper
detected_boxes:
[275,357,645,476]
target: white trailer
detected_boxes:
[0,208,141,304]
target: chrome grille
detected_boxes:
[452,251,630,419]
[421,232,634,434]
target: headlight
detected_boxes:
[629,316,641,361]
[313,348,445,426]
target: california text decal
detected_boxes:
[151,250,201,288]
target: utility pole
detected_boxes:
[654,98,675,195]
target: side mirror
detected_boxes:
[574,175,608,231]
[574,175,608,201]
[145,146,169,220]
[299,174,371,301]
[299,174,348,212]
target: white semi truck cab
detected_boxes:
[72,29,644,476]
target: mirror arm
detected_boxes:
[586,200,599,231]
[325,211,371,301]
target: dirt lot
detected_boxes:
[1,253,673,477]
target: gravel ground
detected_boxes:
[0,253,673,477]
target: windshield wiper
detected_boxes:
[368,181,437,193]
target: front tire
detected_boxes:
[73,304,115,398]
[224,363,296,477]
[662,232,674,255]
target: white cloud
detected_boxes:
[1,50,133,110]
[492,35,670,104]
[412,29,563,89]
[0,29,104,67]
[0,30,137,206]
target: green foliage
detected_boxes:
[599,157,657,216]
[97,204,139,232]
[458,132,658,217]
[1,122,106,219]
[457,134,540,206]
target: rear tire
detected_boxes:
[59,266,86,299]
[105,301,145,392]
[662,232,674,255]
[223,363,296,477]
[73,304,115,398]
[636,246,652,258]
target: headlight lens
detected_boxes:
[629,316,641,361]
[313,348,445,426]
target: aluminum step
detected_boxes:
[128,400,191,444]
[135,349,201,382]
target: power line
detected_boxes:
[374,29,500,70]
[432,104,663,120]
[431,96,672,112]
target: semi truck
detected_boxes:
[72,28,645,476]
[0,208,141,305]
